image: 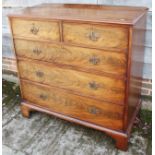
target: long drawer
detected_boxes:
[21,80,124,130]
[63,22,129,50]
[18,59,125,105]
[14,39,127,76]
[11,18,60,41]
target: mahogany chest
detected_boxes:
[8,4,148,151]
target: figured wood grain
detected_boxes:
[8,3,148,151]
[14,39,127,76]
[11,18,60,41]
[21,80,124,130]
[63,22,129,50]
[18,59,125,105]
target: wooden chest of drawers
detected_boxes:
[8,4,148,151]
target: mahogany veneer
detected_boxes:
[8,4,148,151]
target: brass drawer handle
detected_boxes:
[88,106,100,115]
[36,71,44,78]
[33,48,42,55]
[89,56,100,65]
[30,23,39,35]
[87,31,100,41]
[39,94,48,100]
[88,81,99,90]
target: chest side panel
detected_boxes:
[124,14,147,131]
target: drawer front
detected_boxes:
[63,23,128,50]
[21,80,124,130]
[15,39,127,76]
[11,18,60,41]
[18,60,125,104]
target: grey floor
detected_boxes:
[2,81,151,155]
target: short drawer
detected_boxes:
[18,60,125,105]
[21,80,124,130]
[15,39,127,76]
[11,18,60,41]
[63,23,128,50]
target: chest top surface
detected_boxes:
[8,3,148,25]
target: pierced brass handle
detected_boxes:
[30,23,39,35]
[36,71,44,78]
[39,94,48,100]
[87,31,100,41]
[33,48,42,55]
[88,81,99,90]
[89,56,100,65]
[88,106,100,115]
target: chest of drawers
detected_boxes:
[8,4,148,151]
